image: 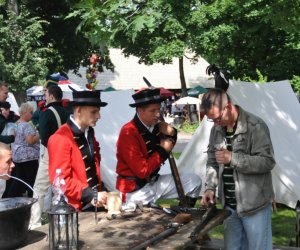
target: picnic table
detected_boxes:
[18,208,300,250]
[18,207,216,250]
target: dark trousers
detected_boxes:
[7,159,39,197]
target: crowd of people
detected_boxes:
[160,97,197,118]
[0,77,276,249]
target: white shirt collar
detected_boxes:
[70,115,89,137]
[137,113,154,132]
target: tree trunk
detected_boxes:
[8,0,19,15]
[179,57,188,97]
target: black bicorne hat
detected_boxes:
[68,87,107,107]
[129,88,166,108]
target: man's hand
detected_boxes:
[91,191,107,207]
[215,149,232,165]
[159,122,175,136]
[201,190,215,206]
[160,138,175,153]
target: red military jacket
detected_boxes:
[48,123,102,210]
[116,116,169,199]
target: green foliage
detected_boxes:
[290,75,300,94]
[190,0,300,82]
[70,0,300,92]
[69,0,201,92]
[1,0,298,94]
[0,8,58,92]
[172,152,181,160]
[0,1,112,92]
[175,120,199,134]
[240,69,269,83]
[261,1,300,34]
[23,0,98,74]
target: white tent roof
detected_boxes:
[175,96,201,105]
[178,80,300,208]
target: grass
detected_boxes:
[272,206,297,246]
[175,120,199,134]
[156,198,298,247]
[172,152,181,159]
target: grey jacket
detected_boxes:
[205,106,275,216]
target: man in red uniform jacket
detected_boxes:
[116,88,201,211]
[48,89,107,210]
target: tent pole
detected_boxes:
[198,104,201,124]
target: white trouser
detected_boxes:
[122,173,201,211]
[30,145,50,227]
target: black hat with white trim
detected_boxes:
[129,88,166,108]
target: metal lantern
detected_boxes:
[48,196,79,250]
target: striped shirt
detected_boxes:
[222,126,237,209]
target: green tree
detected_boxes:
[290,75,300,94]
[69,0,203,96]
[0,0,110,92]
[23,0,95,74]
[0,8,59,92]
[69,0,300,93]
[189,0,300,82]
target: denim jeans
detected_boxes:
[224,203,272,250]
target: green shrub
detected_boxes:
[175,120,199,134]
[290,75,300,95]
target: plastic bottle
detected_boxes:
[52,168,68,205]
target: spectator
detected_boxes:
[166,98,172,116]
[0,142,15,197]
[31,100,46,128]
[31,83,69,228]
[0,101,17,197]
[0,101,15,144]
[200,88,275,250]
[7,103,40,198]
